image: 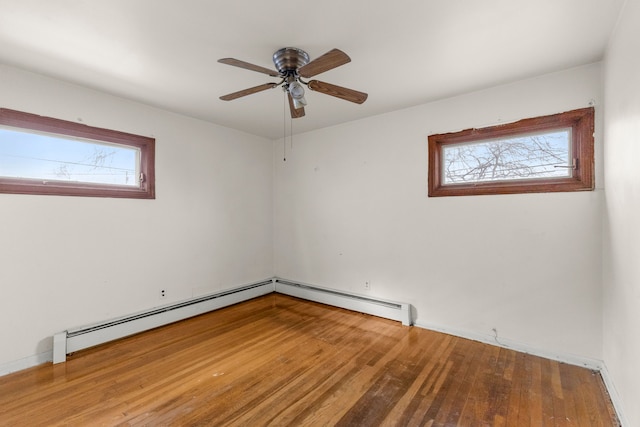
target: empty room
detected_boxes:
[0,1,638,425]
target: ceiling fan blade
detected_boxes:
[298,49,351,78]
[219,83,278,101]
[307,80,368,104]
[218,58,280,77]
[287,93,305,118]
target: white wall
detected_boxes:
[0,65,273,373]
[274,63,604,361]
[603,0,640,424]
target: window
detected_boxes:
[0,108,155,198]
[428,107,594,197]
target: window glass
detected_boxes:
[0,127,140,186]
[442,129,572,184]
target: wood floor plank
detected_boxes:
[380,330,449,425]
[0,294,620,426]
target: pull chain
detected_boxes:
[282,90,296,161]
[283,90,287,161]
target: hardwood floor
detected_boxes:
[0,294,619,426]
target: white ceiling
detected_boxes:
[0,0,624,140]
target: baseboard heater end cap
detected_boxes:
[53,332,67,364]
[400,303,411,326]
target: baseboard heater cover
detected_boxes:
[274,278,411,326]
[53,280,274,364]
[53,278,411,364]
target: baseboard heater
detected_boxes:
[53,278,411,364]
[53,280,274,364]
[274,278,411,326]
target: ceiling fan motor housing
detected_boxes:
[273,47,310,75]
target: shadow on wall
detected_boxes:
[37,336,52,356]
[411,306,419,325]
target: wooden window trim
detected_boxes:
[0,108,155,199]
[428,107,594,197]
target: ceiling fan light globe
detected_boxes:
[289,81,306,100]
[292,96,307,109]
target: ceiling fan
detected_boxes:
[218,47,368,118]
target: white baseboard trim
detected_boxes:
[599,364,628,426]
[414,320,603,370]
[415,321,629,425]
[0,351,52,377]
